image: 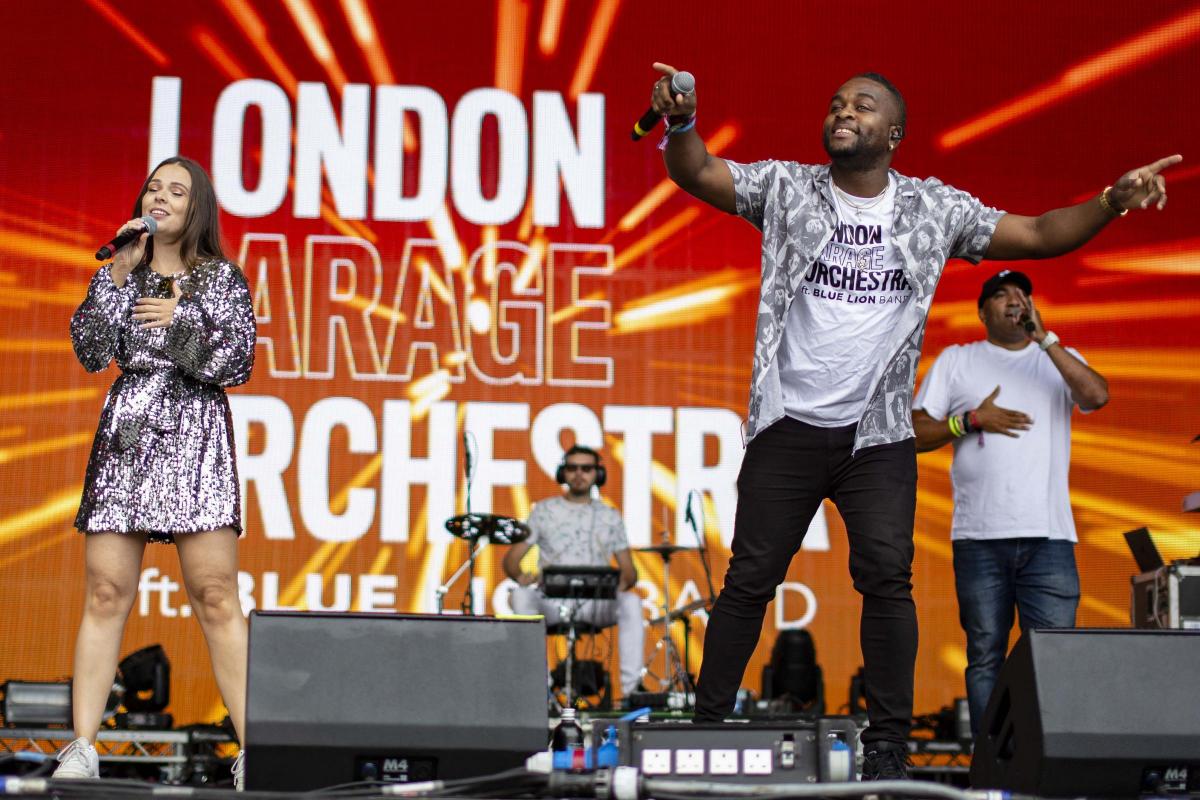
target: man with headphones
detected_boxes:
[503,445,643,699]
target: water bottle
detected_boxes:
[551,707,584,753]
[827,737,852,782]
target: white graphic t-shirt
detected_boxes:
[913,340,1085,541]
[778,176,913,426]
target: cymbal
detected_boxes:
[649,598,710,626]
[637,544,696,557]
[444,513,531,544]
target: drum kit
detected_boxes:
[437,511,713,708]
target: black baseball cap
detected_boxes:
[977,269,1033,308]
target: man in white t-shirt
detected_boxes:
[912,269,1109,735]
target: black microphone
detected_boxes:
[684,491,695,528]
[1019,313,1036,334]
[632,71,695,141]
[95,216,157,261]
[462,431,472,479]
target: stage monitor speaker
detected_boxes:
[245,611,548,792]
[970,628,1200,796]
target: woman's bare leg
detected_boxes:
[70,532,148,740]
[175,527,247,742]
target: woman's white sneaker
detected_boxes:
[231,751,245,791]
[53,737,99,779]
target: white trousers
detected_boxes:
[511,584,644,695]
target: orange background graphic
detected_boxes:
[1,1,1198,727]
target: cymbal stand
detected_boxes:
[439,433,481,615]
[435,536,488,615]
[643,543,694,702]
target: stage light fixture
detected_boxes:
[1,681,72,727]
[117,644,170,713]
[761,629,825,714]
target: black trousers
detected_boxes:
[694,416,917,745]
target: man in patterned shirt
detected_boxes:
[504,445,643,698]
[647,63,1180,779]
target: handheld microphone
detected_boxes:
[632,71,695,141]
[95,216,157,261]
[1019,313,1036,334]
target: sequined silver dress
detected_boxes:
[71,259,256,543]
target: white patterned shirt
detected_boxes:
[526,496,628,569]
[726,160,1004,451]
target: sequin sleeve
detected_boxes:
[162,260,256,387]
[71,264,133,372]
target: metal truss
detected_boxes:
[0,727,235,783]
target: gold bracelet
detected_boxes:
[1099,185,1129,218]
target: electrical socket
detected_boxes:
[743,749,773,775]
[709,749,739,775]
[675,749,704,775]
[641,749,672,774]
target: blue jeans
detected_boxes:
[953,538,1079,735]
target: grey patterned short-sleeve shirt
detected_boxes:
[725,160,1004,452]
[526,496,629,569]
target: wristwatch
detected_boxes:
[1039,331,1060,351]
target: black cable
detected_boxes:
[428,777,547,798]
[315,790,430,799]
[304,779,400,795]
[426,766,535,791]
[41,775,423,800]
[443,766,532,786]
[24,770,1016,800]
[422,767,547,797]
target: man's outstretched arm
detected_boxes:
[986,154,1182,260]
[651,62,737,214]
